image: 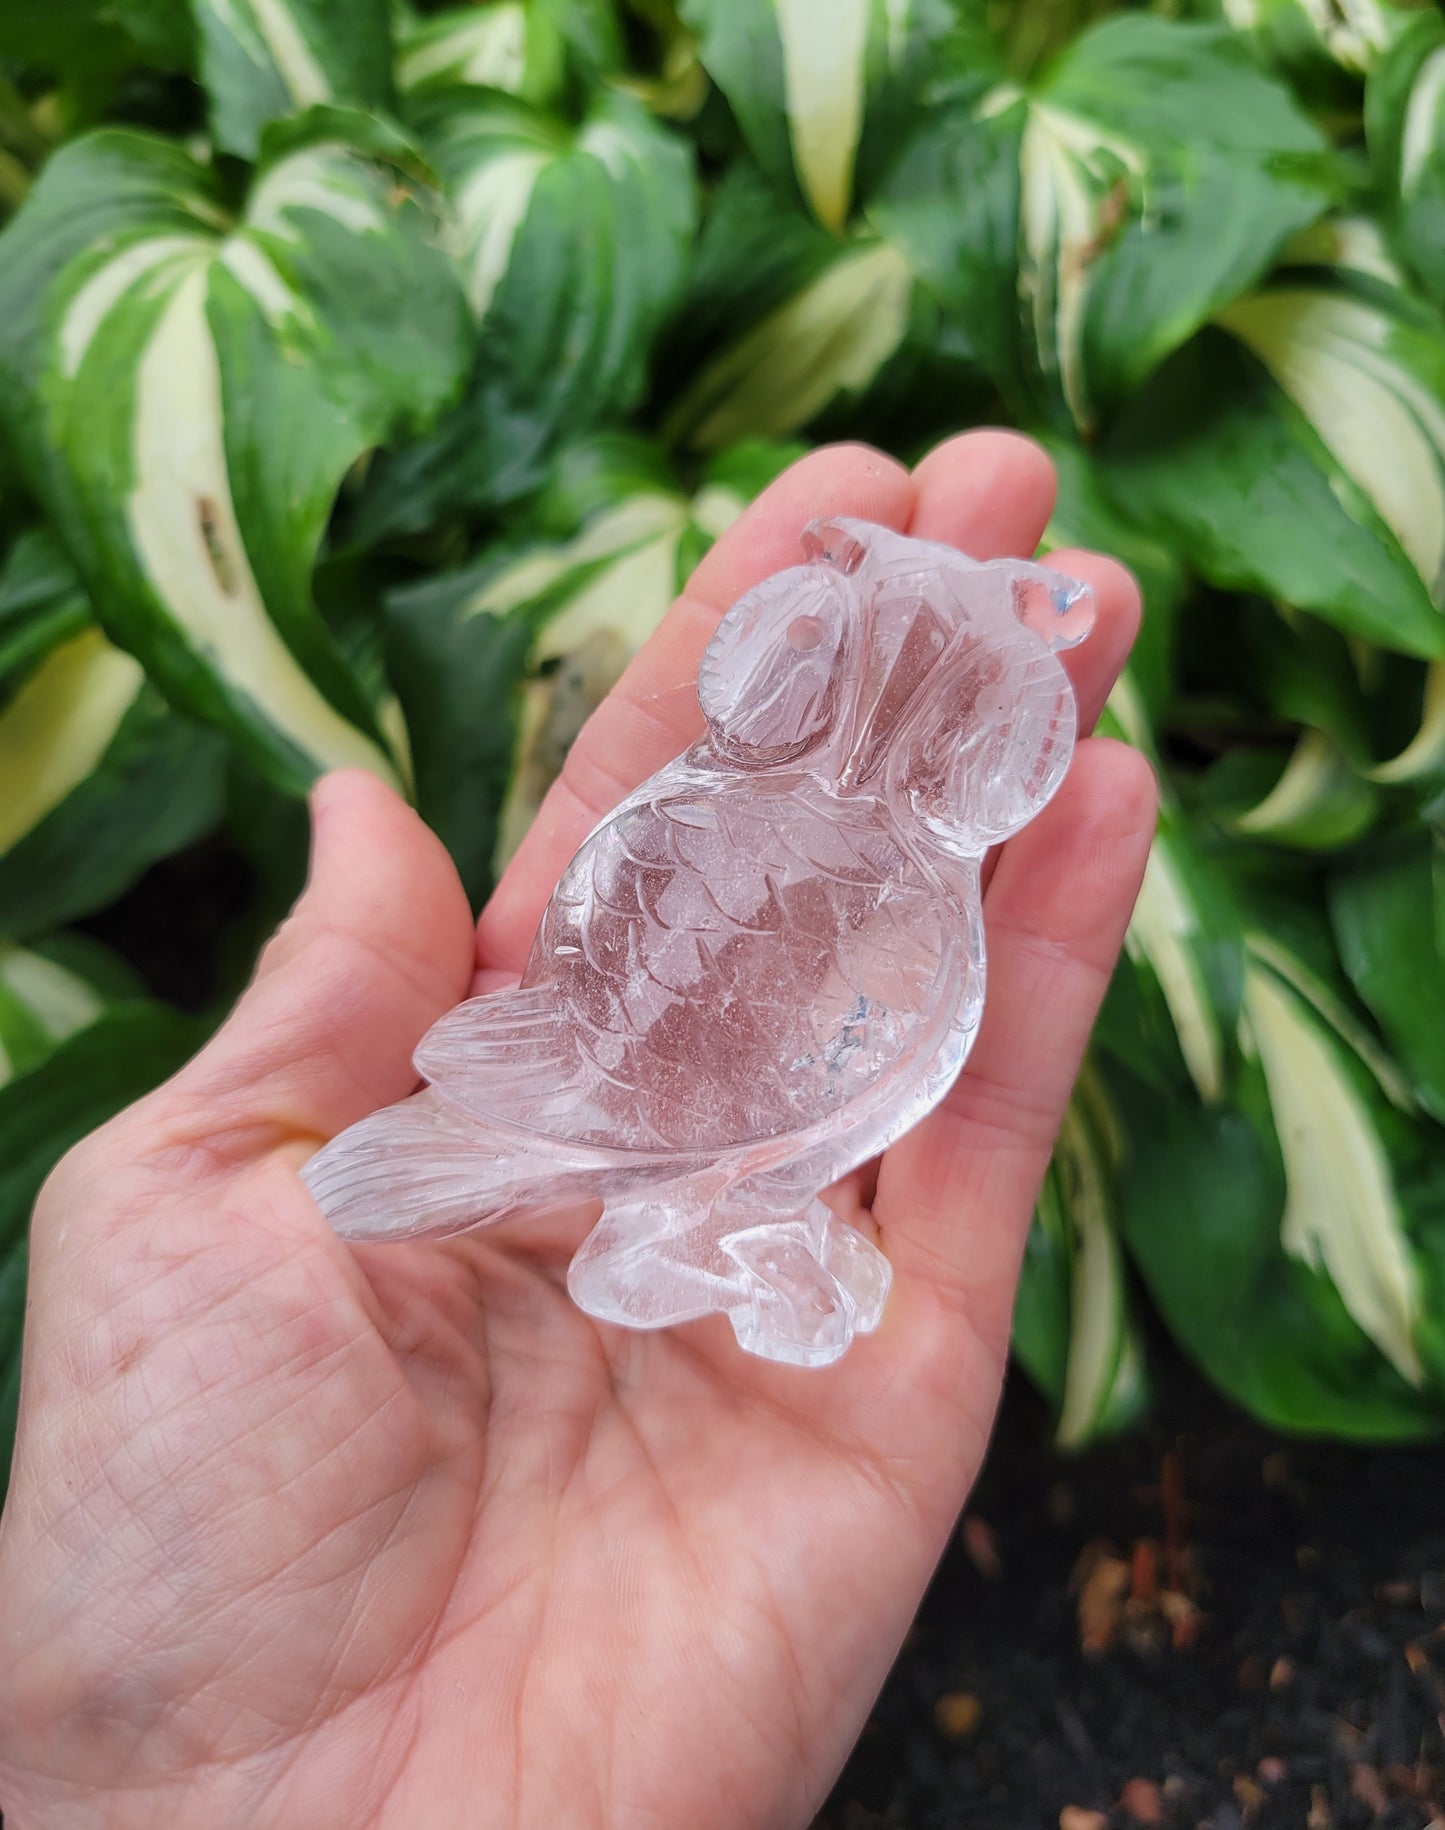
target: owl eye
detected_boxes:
[787,615,827,652]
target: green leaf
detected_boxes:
[667,236,913,449]
[1106,786,1245,1106]
[1015,1068,1150,1449]
[396,3,566,104]
[0,1001,198,1261]
[1240,936,1434,1391]
[0,127,473,792]
[194,0,394,159]
[1368,12,1445,307]
[0,0,193,89]
[1331,830,1445,1122]
[1102,298,1445,658]
[385,449,765,902]
[357,92,695,533]
[427,90,694,410]
[0,527,90,692]
[872,14,1336,428]
[1221,729,1380,850]
[0,647,227,937]
[677,0,962,234]
[0,937,112,1085]
[1117,1056,1443,1440]
[1193,0,1429,90]
[1372,660,1445,782]
[0,529,227,933]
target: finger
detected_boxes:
[1042,548,1142,734]
[873,738,1157,1349]
[477,442,914,976]
[907,428,1057,558]
[132,771,475,1155]
[907,434,1139,735]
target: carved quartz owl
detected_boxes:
[304,518,1094,1366]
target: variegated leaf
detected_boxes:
[1367,11,1445,307]
[0,933,143,1088]
[667,237,913,449]
[873,14,1335,429]
[396,2,566,104]
[357,91,694,534]
[1227,730,1379,849]
[0,528,89,691]
[1372,662,1445,782]
[194,0,394,158]
[1241,934,1428,1389]
[1331,830,1445,1123]
[1209,0,1427,79]
[1104,277,1445,658]
[0,127,472,792]
[0,530,226,936]
[677,0,963,233]
[384,439,790,904]
[1116,810,1244,1104]
[1015,1068,1150,1449]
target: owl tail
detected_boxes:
[302,1089,529,1244]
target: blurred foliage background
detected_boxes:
[2,0,1445,1486]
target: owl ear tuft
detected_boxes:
[698,565,853,763]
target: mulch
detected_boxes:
[819,1362,1445,1830]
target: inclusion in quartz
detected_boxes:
[303,519,1094,1367]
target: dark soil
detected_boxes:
[820,1366,1445,1830]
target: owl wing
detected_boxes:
[522,787,955,1152]
[410,983,601,1141]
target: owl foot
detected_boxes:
[567,1194,891,1369]
[720,1204,890,1369]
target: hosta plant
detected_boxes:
[1,0,1444,1480]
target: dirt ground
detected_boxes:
[819,1361,1445,1830]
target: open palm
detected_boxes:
[0,434,1153,1830]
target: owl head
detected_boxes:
[695,518,1095,857]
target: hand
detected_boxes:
[0,434,1154,1830]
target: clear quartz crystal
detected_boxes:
[303,518,1094,1367]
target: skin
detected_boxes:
[0,433,1156,1830]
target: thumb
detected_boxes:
[144,769,475,1154]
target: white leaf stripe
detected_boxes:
[0,630,145,857]
[1016,99,1142,432]
[247,145,389,241]
[1233,728,1374,846]
[126,265,397,781]
[1372,661,1445,782]
[1403,40,1445,192]
[670,240,912,448]
[1053,1085,1131,1448]
[1218,289,1445,602]
[202,0,331,106]
[775,0,870,233]
[487,486,746,870]
[250,0,330,105]
[398,5,531,95]
[452,146,554,318]
[1125,835,1226,1103]
[1242,955,1425,1386]
[60,236,211,378]
[0,949,105,1046]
